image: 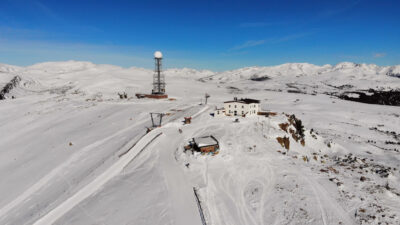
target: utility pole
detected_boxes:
[205,93,210,104]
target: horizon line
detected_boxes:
[1,60,399,73]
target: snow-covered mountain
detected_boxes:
[2,61,399,101]
[0,61,217,100]
[0,63,22,73]
[200,62,400,106]
[208,62,400,82]
[208,63,331,81]
[0,61,399,225]
[165,67,215,79]
[205,62,400,91]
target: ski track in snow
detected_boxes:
[302,172,355,225]
[0,119,147,220]
[304,175,328,225]
[32,106,208,225]
[199,122,278,225]
[32,130,164,225]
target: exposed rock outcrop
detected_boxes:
[0,76,21,100]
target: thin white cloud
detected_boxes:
[374,53,386,58]
[33,1,65,23]
[29,1,102,32]
[273,33,311,43]
[231,40,266,50]
[0,26,47,39]
[317,0,361,18]
[230,32,313,51]
[239,22,288,28]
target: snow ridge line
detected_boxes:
[191,105,209,119]
[123,132,163,169]
[32,131,163,225]
[118,133,147,158]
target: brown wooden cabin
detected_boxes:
[191,135,219,154]
[184,117,192,124]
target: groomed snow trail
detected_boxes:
[32,130,163,225]
[33,105,209,225]
[156,126,204,225]
[0,119,148,220]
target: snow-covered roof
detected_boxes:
[194,136,218,147]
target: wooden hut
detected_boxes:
[192,135,219,153]
[184,117,192,124]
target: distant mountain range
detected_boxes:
[204,62,400,82]
[1,61,399,105]
[1,61,399,80]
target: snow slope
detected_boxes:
[0,61,399,225]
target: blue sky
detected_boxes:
[0,0,399,71]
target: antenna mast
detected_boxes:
[152,51,165,94]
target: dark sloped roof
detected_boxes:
[224,98,260,104]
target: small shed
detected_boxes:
[191,135,219,154]
[184,117,192,124]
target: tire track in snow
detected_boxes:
[32,131,163,225]
[0,104,198,222]
[303,174,355,225]
[0,119,147,220]
[258,159,275,225]
[237,164,267,225]
[236,126,274,225]
[240,164,273,225]
[33,105,209,225]
[215,172,243,225]
[304,176,328,225]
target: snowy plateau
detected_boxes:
[0,61,400,225]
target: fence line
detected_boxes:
[193,187,207,225]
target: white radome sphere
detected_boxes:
[154,51,163,58]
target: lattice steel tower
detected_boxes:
[152,51,166,95]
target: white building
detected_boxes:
[214,108,225,117]
[215,97,260,117]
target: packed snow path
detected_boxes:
[32,131,163,225]
[32,106,208,225]
[0,119,149,220]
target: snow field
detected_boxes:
[0,61,399,224]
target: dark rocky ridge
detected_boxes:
[339,89,400,106]
[0,76,21,100]
[250,76,271,81]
